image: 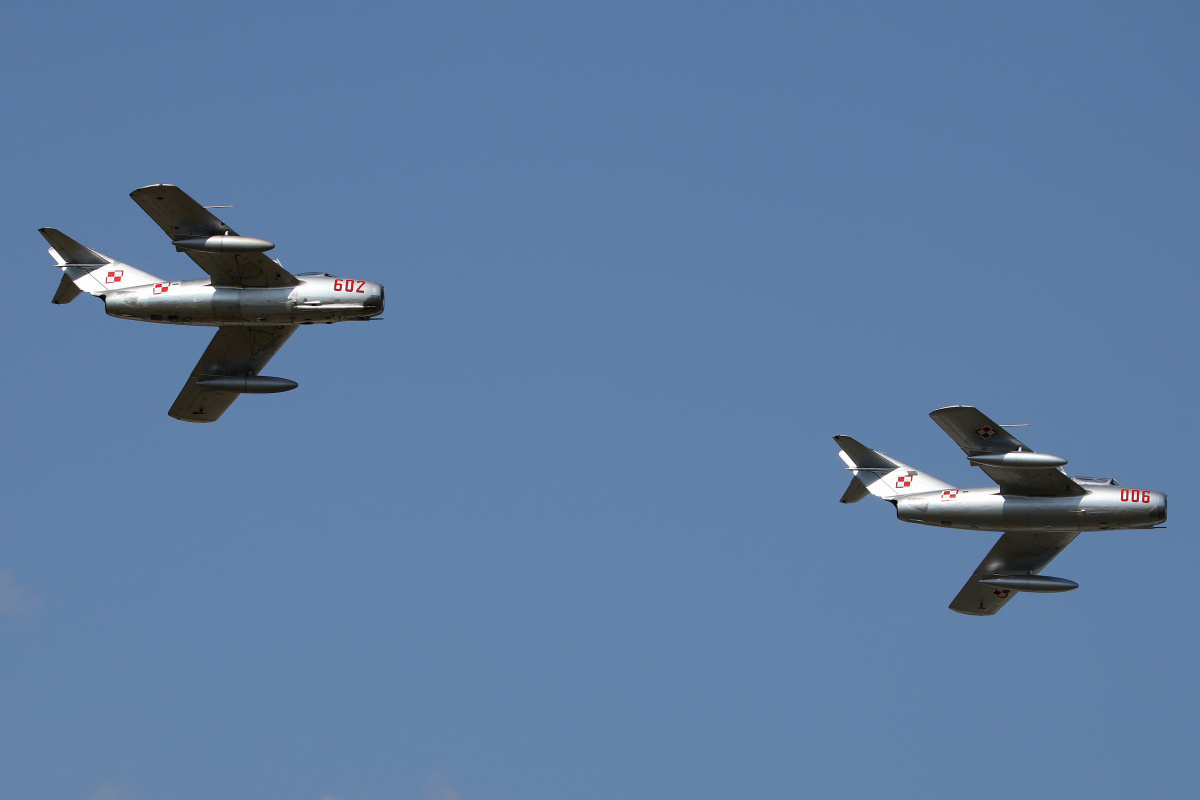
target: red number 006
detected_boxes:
[1119,489,1151,503]
[332,279,367,293]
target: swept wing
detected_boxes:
[950,531,1079,615]
[170,326,296,422]
[130,184,299,288]
[929,405,1084,497]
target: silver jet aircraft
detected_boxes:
[835,406,1166,615]
[40,185,384,422]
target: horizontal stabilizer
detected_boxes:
[51,272,82,304]
[833,435,898,471]
[839,474,870,504]
[39,227,108,265]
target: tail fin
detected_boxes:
[834,435,955,502]
[39,227,163,304]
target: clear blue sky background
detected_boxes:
[2,2,1198,798]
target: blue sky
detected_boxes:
[2,2,1199,798]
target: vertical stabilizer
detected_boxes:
[39,227,163,301]
[834,435,955,500]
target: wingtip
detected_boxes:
[930,404,974,415]
[130,184,178,197]
[948,605,995,617]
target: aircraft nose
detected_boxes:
[1153,493,1168,523]
[364,284,384,315]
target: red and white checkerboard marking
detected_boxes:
[975,425,997,439]
[153,283,171,295]
[105,270,124,284]
[941,490,959,501]
[993,588,1010,598]
[895,473,914,488]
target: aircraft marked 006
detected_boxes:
[835,405,1166,616]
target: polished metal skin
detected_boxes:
[835,405,1166,616]
[40,184,384,422]
[100,273,384,327]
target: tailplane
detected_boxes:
[834,435,955,502]
[40,227,163,304]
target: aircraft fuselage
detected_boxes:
[893,484,1166,533]
[103,274,384,326]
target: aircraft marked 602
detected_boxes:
[41,184,385,423]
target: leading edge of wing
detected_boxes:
[169,326,297,423]
[929,405,1083,497]
[949,531,1080,616]
[130,184,233,239]
[130,185,299,288]
[929,405,1031,454]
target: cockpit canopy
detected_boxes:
[1072,476,1123,486]
[296,272,337,278]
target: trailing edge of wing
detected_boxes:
[949,531,1079,616]
[169,326,297,422]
